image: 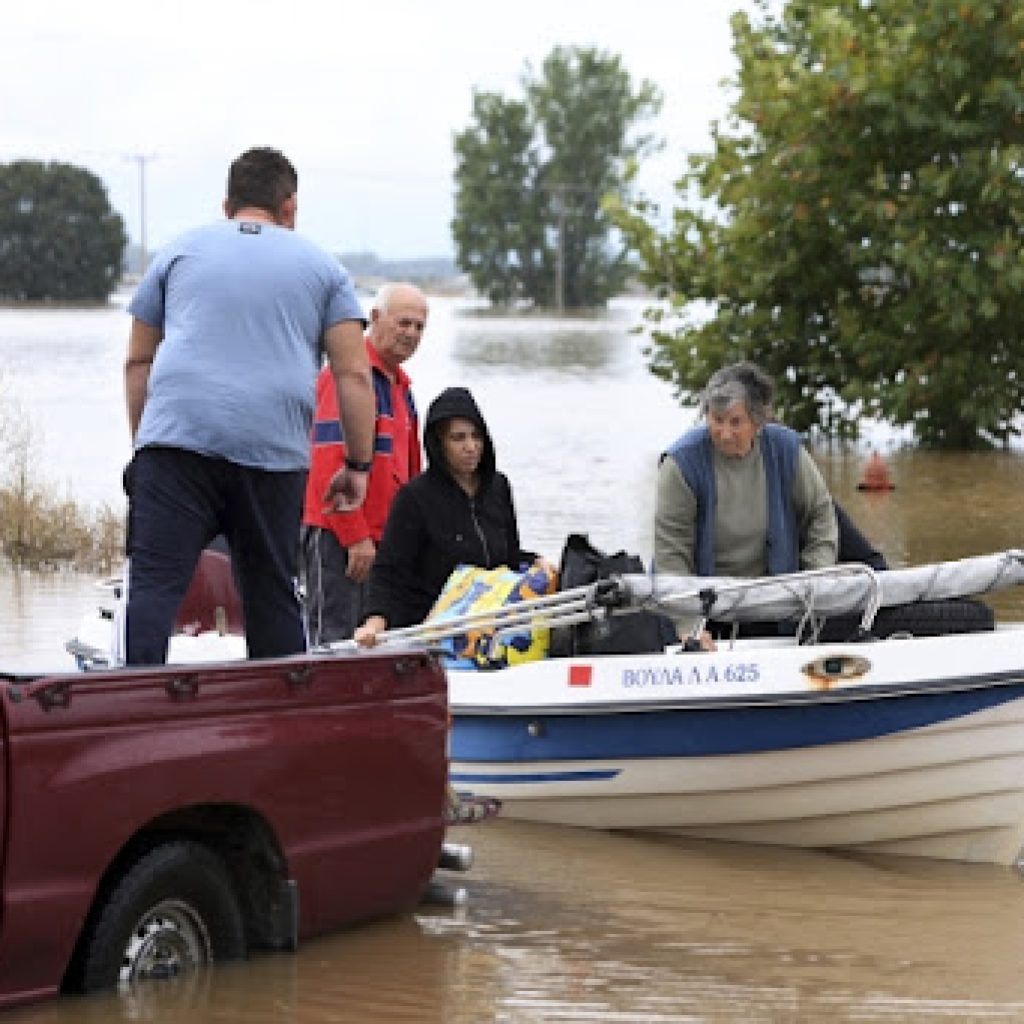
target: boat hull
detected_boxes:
[449,630,1024,864]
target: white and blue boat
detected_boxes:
[442,552,1024,865]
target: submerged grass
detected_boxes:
[0,487,124,573]
[0,387,124,573]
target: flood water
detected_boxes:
[4,295,1024,1021]
[6,820,1024,1023]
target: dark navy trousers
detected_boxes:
[125,446,305,664]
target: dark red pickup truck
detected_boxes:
[0,648,449,1008]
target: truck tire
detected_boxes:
[79,840,246,994]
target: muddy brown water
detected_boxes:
[5,297,1024,1020]
[7,820,1024,1022]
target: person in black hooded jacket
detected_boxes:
[353,386,539,645]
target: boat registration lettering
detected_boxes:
[621,662,760,688]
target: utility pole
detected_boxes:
[126,153,156,272]
[544,181,594,312]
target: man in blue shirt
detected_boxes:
[124,146,374,664]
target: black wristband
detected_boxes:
[345,457,373,473]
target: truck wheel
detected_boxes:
[79,840,245,994]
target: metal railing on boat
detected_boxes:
[319,562,887,653]
[318,549,1024,654]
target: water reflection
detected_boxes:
[825,449,1024,619]
[434,822,1024,1022]
[453,316,624,373]
[1,571,98,673]
[0,300,132,512]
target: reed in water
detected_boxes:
[0,388,124,572]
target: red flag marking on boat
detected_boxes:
[568,665,592,687]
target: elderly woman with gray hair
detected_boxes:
[654,362,838,594]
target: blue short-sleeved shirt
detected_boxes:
[129,219,365,471]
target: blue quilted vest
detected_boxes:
[663,423,802,576]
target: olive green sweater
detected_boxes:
[654,442,838,579]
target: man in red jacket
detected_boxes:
[301,282,428,644]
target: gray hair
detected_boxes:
[372,281,427,316]
[372,283,400,315]
[699,362,775,426]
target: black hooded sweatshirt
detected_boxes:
[364,387,532,629]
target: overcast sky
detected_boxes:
[3,1,755,260]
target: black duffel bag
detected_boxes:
[548,534,677,658]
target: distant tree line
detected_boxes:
[0,160,126,302]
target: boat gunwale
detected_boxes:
[450,667,1024,717]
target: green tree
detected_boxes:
[452,92,547,306]
[0,160,126,302]
[453,46,662,310]
[613,0,1024,448]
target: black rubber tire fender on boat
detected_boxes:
[816,598,995,643]
[73,840,246,995]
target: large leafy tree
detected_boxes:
[453,46,662,310]
[614,0,1024,448]
[0,160,126,302]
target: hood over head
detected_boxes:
[424,386,496,486]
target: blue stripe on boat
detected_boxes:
[450,769,621,784]
[450,681,1024,762]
